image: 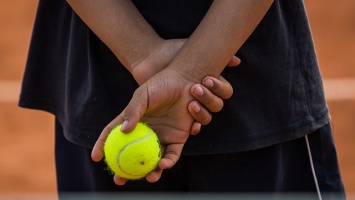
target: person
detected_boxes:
[20,0,238,192]
[19,0,345,198]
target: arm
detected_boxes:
[93,0,274,185]
[67,0,242,120]
[66,0,241,85]
[66,0,240,134]
[169,0,274,81]
[66,0,162,76]
[120,0,275,146]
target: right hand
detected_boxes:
[188,75,236,135]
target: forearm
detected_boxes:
[66,0,162,72]
[168,0,274,81]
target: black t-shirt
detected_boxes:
[19,0,330,155]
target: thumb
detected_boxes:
[226,56,241,67]
[91,86,149,162]
[120,87,149,133]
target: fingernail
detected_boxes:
[193,128,200,135]
[121,120,128,131]
[193,85,203,96]
[203,78,214,88]
[192,102,200,112]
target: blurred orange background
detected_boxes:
[0,1,354,198]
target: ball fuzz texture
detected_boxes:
[104,122,161,180]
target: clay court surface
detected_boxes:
[1,1,354,198]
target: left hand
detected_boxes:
[92,67,200,185]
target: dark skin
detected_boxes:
[66,0,240,134]
[67,0,274,185]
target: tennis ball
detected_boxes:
[104,122,161,180]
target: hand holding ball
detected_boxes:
[104,123,161,180]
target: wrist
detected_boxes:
[116,35,164,72]
[130,39,186,85]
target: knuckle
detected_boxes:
[210,100,224,113]
[200,113,212,125]
[223,87,233,99]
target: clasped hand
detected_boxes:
[91,39,240,185]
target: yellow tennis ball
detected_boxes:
[104,122,161,180]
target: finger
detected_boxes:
[91,87,149,162]
[114,175,127,186]
[146,168,163,183]
[120,88,149,133]
[188,100,212,125]
[190,121,202,135]
[91,129,110,162]
[190,84,224,113]
[226,56,241,67]
[158,143,184,170]
[91,114,125,162]
[202,76,233,99]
